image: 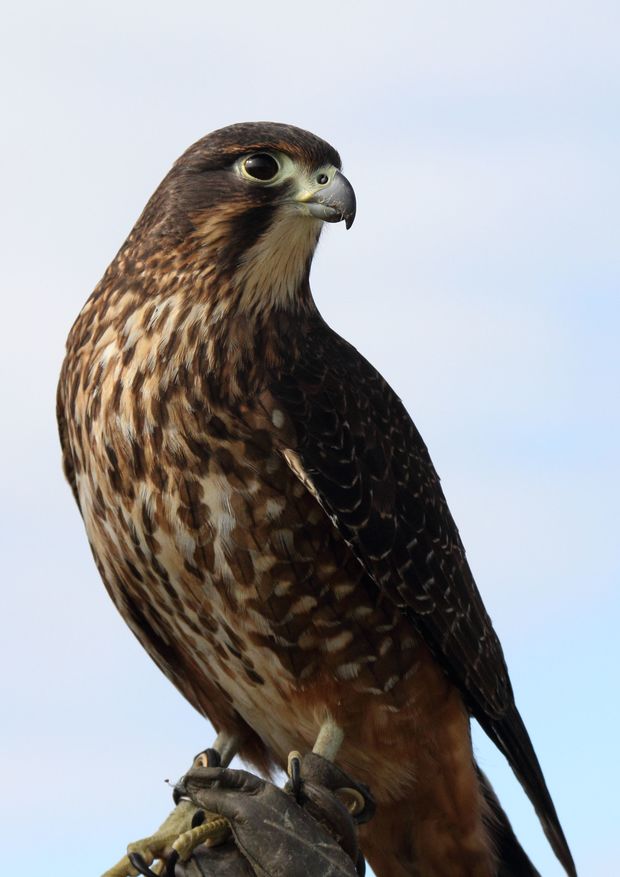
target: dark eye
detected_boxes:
[243,153,280,181]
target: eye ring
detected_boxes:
[242,153,280,182]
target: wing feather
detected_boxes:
[271,320,510,719]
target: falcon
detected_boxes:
[58,122,576,877]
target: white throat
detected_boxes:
[233,208,322,314]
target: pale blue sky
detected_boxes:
[1,2,618,875]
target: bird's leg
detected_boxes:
[287,716,345,801]
[312,716,344,761]
[101,732,239,877]
[289,717,366,819]
[296,716,374,818]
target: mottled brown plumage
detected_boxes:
[58,122,575,877]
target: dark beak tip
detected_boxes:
[329,169,356,230]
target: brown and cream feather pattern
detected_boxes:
[58,122,575,877]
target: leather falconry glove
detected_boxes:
[173,753,374,877]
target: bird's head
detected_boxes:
[132,122,355,317]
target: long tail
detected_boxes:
[477,766,541,876]
[478,706,577,877]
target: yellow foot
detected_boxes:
[102,798,232,876]
[101,799,197,876]
[101,736,238,877]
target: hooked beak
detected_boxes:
[297,170,357,229]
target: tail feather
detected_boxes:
[478,707,577,877]
[477,766,541,876]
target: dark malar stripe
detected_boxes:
[218,203,278,275]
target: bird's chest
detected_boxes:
[73,376,419,756]
[79,388,289,602]
[78,388,336,665]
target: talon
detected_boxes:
[128,852,159,877]
[164,850,179,877]
[191,809,206,828]
[335,786,366,817]
[193,747,221,768]
[287,750,302,802]
[205,747,221,767]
